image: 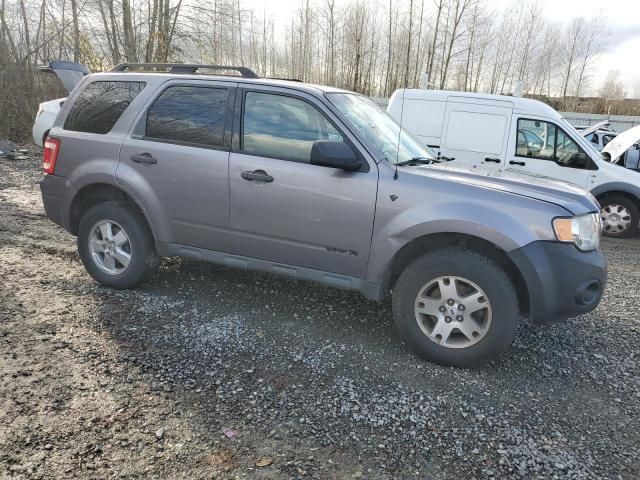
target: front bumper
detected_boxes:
[40,174,74,231]
[508,241,607,325]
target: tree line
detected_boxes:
[0,0,635,141]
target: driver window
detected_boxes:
[516,118,588,169]
[242,91,343,163]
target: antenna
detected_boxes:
[393,89,406,180]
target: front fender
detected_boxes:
[365,198,561,285]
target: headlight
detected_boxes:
[553,213,601,251]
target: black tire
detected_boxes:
[599,195,639,238]
[392,248,519,368]
[77,201,159,289]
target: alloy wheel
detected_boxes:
[414,276,492,349]
[88,220,132,275]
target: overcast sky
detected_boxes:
[494,0,640,94]
[244,0,640,95]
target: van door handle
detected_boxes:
[509,160,526,166]
[484,157,501,163]
[241,170,273,182]
[130,153,157,165]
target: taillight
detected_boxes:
[43,138,60,174]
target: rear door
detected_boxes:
[440,98,513,172]
[227,86,378,278]
[117,80,236,252]
[506,116,591,188]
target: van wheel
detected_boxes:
[599,195,638,238]
[77,201,159,289]
[392,248,519,368]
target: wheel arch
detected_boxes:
[69,183,156,240]
[382,232,530,316]
[594,189,640,209]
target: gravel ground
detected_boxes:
[1,147,639,480]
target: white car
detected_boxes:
[32,61,90,146]
[388,89,640,237]
[577,122,640,171]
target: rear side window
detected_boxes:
[64,81,145,134]
[145,86,229,147]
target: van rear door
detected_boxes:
[440,97,512,172]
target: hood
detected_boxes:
[417,163,598,215]
[602,124,640,162]
[38,60,90,93]
[578,120,611,138]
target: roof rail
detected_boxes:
[266,77,303,82]
[110,63,259,78]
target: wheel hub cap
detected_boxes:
[414,276,492,349]
[601,204,631,234]
[88,220,132,275]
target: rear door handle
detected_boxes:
[509,160,526,166]
[241,170,273,183]
[484,157,501,163]
[130,153,157,165]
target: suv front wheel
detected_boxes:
[77,201,159,289]
[392,248,519,368]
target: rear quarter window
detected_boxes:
[64,81,145,134]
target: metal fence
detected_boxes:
[370,97,640,133]
[558,112,640,133]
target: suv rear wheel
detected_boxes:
[77,201,159,288]
[392,248,519,368]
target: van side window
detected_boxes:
[145,86,229,147]
[241,92,343,163]
[64,81,145,134]
[516,119,587,169]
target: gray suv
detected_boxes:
[40,63,606,367]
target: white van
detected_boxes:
[388,89,640,238]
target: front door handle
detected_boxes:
[241,170,273,183]
[484,157,501,163]
[130,153,157,165]
[509,160,526,166]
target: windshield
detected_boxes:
[326,93,435,164]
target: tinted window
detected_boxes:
[146,86,228,147]
[64,81,145,134]
[242,92,343,163]
[516,118,587,169]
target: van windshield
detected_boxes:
[326,93,436,165]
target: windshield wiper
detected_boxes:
[395,156,437,167]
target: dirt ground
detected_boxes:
[1,148,639,479]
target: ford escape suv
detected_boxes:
[40,63,606,368]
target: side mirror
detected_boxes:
[310,141,363,171]
[571,152,589,168]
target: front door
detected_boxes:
[505,117,591,188]
[117,80,235,252]
[228,87,378,278]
